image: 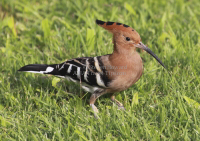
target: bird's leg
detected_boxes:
[89,90,106,118]
[110,95,125,110]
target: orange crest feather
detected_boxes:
[96,19,135,34]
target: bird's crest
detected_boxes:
[96,19,135,34]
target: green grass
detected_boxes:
[0,0,200,140]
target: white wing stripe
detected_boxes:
[67,64,72,73]
[96,73,106,87]
[82,86,91,92]
[69,78,77,83]
[45,67,54,73]
[59,63,65,71]
[77,67,81,79]
[24,67,54,74]
[94,57,102,73]
[23,71,43,74]
[84,59,89,82]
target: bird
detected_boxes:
[18,19,166,118]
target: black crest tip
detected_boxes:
[123,24,129,28]
[116,22,122,25]
[96,19,105,25]
[106,21,114,25]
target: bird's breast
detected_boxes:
[106,52,143,93]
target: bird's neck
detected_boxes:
[109,43,137,63]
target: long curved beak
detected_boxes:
[135,42,166,69]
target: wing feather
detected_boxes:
[55,56,111,88]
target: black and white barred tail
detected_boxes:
[18,64,60,75]
[18,56,111,93]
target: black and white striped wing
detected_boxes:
[55,56,110,90]
[18,56,111,93]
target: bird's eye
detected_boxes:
[126,37,130,41]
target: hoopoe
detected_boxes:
[18,19,166,118]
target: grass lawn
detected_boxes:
[0,0,199,140]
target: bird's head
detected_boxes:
[96,19,166,69]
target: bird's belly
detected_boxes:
[107,63,143,93]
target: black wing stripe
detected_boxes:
[87,58,97,72]
[87,58,98,86]
[80,67,86,83]
[87,72,98,86]
[68,66,78,80]
[57,63,70,76]
[97,56,110,87]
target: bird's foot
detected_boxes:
[90,104,99,119]
[111,96,126,110]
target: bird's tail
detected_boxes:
[18,64,60,75]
